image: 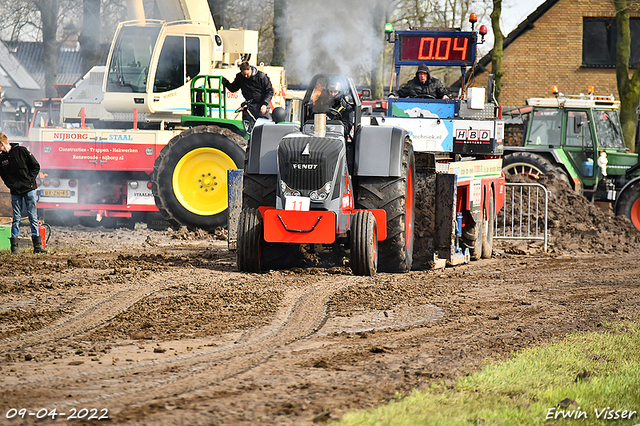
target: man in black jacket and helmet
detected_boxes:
[390,64,449,99]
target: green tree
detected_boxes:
[490,0,503,103]
[614,0,640,151]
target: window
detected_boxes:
[593,109,626,149]
[186,37,200,81]
[154,36,185,93]
[528,109,561,145]
[106,24,161,93]
[583,17,640,67]
[565,111,593,148]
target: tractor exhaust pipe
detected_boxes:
[314,113,326,137]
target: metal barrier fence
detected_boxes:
[494,182,549,252]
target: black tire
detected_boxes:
[350,211,378,276]
[241,173,301,270]
[481,186,495,259]
[355,138,415,272]
[502,152,569,184]
[616,183,640,232]
[152,126,246,231]
[242,174,277,209]
[237,208,262,272]
[462,209,482,261]
[146,211,173,231]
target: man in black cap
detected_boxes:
[222,61,273,132]
[390,64,449,99]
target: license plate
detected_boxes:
[40,189,72,197]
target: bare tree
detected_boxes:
[207,0,231,30]
[614,0,640,151]
[33,0,60,98]
[80,0,100,74]
[272,0,286,66]
[490,0,503,103]
[371,0,398,98]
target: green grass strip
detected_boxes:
[331,322,640,426]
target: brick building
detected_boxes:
[472,0,640,108]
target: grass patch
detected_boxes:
[331,322,640,425]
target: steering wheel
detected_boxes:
[326,107,342,120]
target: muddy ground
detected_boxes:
[1,176,640,425]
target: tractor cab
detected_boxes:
[238,73,414,276]
[300,74,362,140]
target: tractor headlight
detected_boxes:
[309,181,332,201]
[280,180,300,197]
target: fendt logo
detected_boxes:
[292,164,318,170]
[53,133,89,140]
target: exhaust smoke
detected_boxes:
[278,0,383,85]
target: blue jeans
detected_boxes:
[11,190,39,238]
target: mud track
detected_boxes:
[0,223,638,425]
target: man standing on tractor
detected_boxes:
[222,61,274,132]
[390,63,450,99]
[0,133,46,254]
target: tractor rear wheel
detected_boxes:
[462,210,483,261]
[152,126,246,231]
[502,152,569,184]
[350,211,378,276]
[481,186,495,259]
[356,138,414,272]
[616,183,640,232]
[242,174,277,209]
[237,208,262,272]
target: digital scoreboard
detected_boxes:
[395,31,476,67]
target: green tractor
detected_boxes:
[503,91,640,231]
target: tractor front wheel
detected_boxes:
[237,208,262,272]
[481,186,495,259]
[350,211,378,276]
[461,210,483,261]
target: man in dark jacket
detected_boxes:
[223,61,274,132]
[327,79,354,137]
[0,133,46,254]
[390,63,449,99]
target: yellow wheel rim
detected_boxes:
[172,147,237,216]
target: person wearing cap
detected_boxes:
[390,64,449,99]
[0,133,46,254]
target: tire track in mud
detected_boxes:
[0,270,200,353]
[1,275,362,417]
